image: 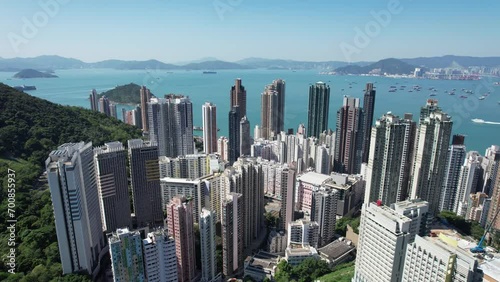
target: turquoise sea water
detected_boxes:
[1,69,500,153]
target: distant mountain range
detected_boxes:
[1,55,500,72]
[334,58,417,75]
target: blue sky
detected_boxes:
[0,0,498,62]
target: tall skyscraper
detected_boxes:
[487,165,500,230]
[128,139,163,228]
[361,83,376,164]
[278,164,296,231]
[260,80,285,140]
[410,100,453,215]
[228,106,241,164]
[440,135,467,212]
[99,95,111,116]
[354,200,429,282]
[364,112,416,206]
[142,229,179,282]
[89,89,99,111]
[109,228,145,282]
[94,141,132,233]
[274,79,286,134]
[315,144,331,175]
[311,189,338,247]
[240,116,251,156]
[140,85,151,132]
[222,192,244,277]
[167,196,197,282]
[307,82,330,138]
[233,158,264,248]
[148,95,194,158]
[46,142,105,275]
[202,102,217,154]
[200,209,219,282]
[334,96,363,174]
[261,84,278,140]
[454,151,482,216]
[230,78,247,118]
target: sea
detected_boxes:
[1,69,500,153]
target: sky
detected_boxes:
[0,0,499,63]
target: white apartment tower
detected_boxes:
[200,209,220,282]
[46,142,106,276]
[142,229,178,282]
[354,200,429,282]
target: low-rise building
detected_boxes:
[244,251,280,281]
[284,243,319,266]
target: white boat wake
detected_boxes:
[471,118,500,125]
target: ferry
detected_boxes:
[479,96,486,100]
[203,71,217,74]
[472,118,485,123]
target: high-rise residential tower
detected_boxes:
[128,139,163,228]
[148,95,194,158]
[202,102,218,154]
[361,83,376,164]
[410,100,453,215]
[240,116,251,156]
[94,141,132,233]
[278,164,296,231]
[142,229,179,282]
[311,188,338,247]
[307,82,330,138]
[228,106,241,164]
[222,192,244,277]
[230,78,247,118]
[200,209,219,282]
[99,95,111,116]
[140,85,151,131]
[364,112,416,206]
[109,228,145,281]
[439,135,467,212]
[334,96,363,174]
[260,80,285,140]
[89,89,99,111]
[454,151,482,216]
[167,196,197,282]
[46,142,106,276]
[274,79,286,134]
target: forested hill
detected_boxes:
[98,83,154,104]
[0,83,142,281]
[0,83,142,164]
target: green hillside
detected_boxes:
[98,83,152,104]
[0,83,142,281]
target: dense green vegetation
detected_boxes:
[317,261,355,282]
[438,211,485,241]
[0,83,142,280]
[274,258,332,282]
[335,216,360,236]
[98,83,152,104]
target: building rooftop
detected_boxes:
[297,172,331,186]
[480,257,500,281]
[318,238,355,260]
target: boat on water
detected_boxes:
[479,96,486,100]
[13,85,36,91]
[472,118,485,123]
[389,89,397,92]
[460,95,467,98]
[203,71,217,74]
[430,94,437,96]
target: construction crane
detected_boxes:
[471,208,500,253]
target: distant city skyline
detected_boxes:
[1,1,500,62]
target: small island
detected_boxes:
[13,69,58,78]
[99,83,154,104]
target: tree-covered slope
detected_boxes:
[98,83,153,104]
[0,83,142,281]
